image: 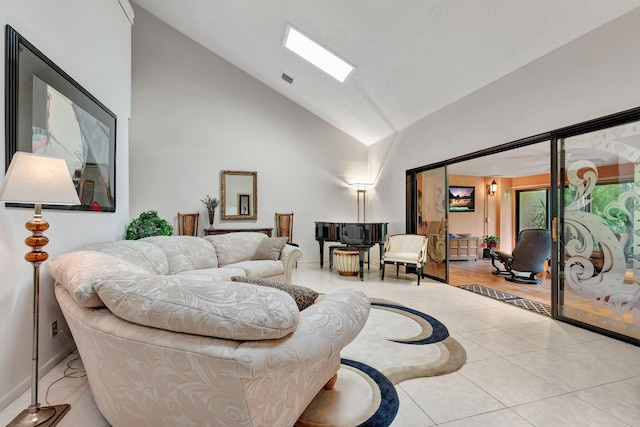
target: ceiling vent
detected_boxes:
[281,73,294,84]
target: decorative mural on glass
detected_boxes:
[416,167,447,281]
[562,119,640,339]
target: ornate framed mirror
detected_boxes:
[221,170,257,220]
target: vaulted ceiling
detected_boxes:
[132,0,640,146]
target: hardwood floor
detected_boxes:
[447,258,551,305]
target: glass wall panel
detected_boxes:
[517,189,549,233]
[561,119,640,340]
[416,167,448,282]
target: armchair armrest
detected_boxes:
[279,244,303,283]
[233,289,370,378]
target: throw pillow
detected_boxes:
[46,251,149,307]
[251,237,288,261]
[205,232,266,266]
[231,276,319,311]
[94,275,299,340]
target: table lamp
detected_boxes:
[0,152,80,427]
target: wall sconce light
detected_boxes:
[488,180,498,197]
[352,183,372,222]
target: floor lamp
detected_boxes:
[0,152,80,427]
[353,183,371,222]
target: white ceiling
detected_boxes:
[131,0,640,146]
[448,141,552,178]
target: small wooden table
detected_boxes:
[204,227,272,237]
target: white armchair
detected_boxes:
[381,234,428,285]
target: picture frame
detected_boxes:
[4,25,117,212]
[221,170,257,220]
[238,193,250,216]
[448,186,475,212]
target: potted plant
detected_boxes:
[482,235,500,249]
[126,210,173,240]
[201,195,219,227]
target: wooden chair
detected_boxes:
[276,212,297,266]
[177,212,199,236]
[275,212,294,243]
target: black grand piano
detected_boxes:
[315,222,388,280]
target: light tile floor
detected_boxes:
[1,263,638,426]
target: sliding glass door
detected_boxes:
[405,107,640,344]
[559,119,640,340]
[415,166,448,282]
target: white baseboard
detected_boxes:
[0,343,76,412]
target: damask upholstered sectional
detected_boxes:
[81,232,301,284]
[47,233,370,426]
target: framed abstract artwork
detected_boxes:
[4,25,117,212]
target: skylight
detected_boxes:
[284,26,355,83]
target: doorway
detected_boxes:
[444,141,552,307]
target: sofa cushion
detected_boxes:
[78,240,170,275]
[383,251,422,263]
[231,276,319,311]
[46,251,148,307]
[141,236,218,274]
[251,237,288,261]
[223,260,284,279]
[204,232,266,266]
[176,267,247,282]
[94,275,299,340]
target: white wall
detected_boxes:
[0,0,132,409]
[370,7,640,236]
[130,5,369,261]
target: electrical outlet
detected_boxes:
[51,320,58,338]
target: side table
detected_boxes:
[204,227,272,237]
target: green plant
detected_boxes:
[482,235,500,245]
[201,195,219,211]
[126,210,173,240]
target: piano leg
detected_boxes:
[357,248,366,280]
[318,241,325,268]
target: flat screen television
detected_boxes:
[449,186,475,212]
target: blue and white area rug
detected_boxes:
[296,299,466,427]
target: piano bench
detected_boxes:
[333,249,360,276]
[328,244,346,269]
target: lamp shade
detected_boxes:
[351,183,373,190]
[0,152,80,205]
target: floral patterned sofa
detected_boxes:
[47,234,370,426]
[75,232,303,285]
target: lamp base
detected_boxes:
[6,404,70,427]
